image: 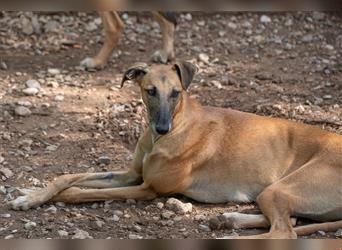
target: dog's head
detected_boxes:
[121,61,197,135]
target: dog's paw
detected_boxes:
[80,57,104,70]
[8,195,31,211]
[151,50,172,64]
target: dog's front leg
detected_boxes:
[51,182,156,203]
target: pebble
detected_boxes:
[22,87,39,96]
[0,156,4,164]
[72,229,92,239]
[26,79,41,89]
[210,80,223,89]
[113,210,124,216]
[165,198,192,215]
[0,213,11,218]
[156,202,164,209]
[227,22,237,30]
[260,15,271,23]
[199,224,211,232]
[15,106,32,116]
[17,100,32,107]
[48,68,61,75]
[302,34,313,43]
[54,95,64,102]
[198,53,210,64]
[0,167,14,179]
[128,234,143,239]
[317,230,326,236]
[161,210,175,219]
[58,230,69,237]
[98,156,111,165]
[46,145,58,151]
[24,221,37,230]
[45,205,57,213]
[184,13,192,21]
[335,228,342,237]
[112,215,120,222]
[323,95,332,100]
[4,235,14,239]
[0,61,7,70]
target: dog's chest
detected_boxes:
[182,179,259,203]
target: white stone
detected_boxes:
[15,106,32,116]
[166,198,192,214]
[260,15,271,23]
[22,87,39,96]
[26,79,41,89]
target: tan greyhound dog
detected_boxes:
[9,62,342,239]
[80,11,175,69]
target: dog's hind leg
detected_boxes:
[151,12,175,63]
[232,161,341,239]
[81,11,124,69]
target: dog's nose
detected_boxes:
[155,123,171,135]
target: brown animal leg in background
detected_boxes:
[81,11,124,69]
[151,12,175,63]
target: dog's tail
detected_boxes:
[294,220,342,236]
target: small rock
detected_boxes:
[21,17,34,35]
[194,214,206,221]
[0,167,14,179]
[0,156,4,164]
[45,205,57,213]
[162,210,175,219]
[184,13,192,21]
[112,215,120,222]
[58,230,69,237]
[210,80,223,89]
[44,20,59,33]
[46,145,58,151]
[17,100,32,107]
[260,15,271,23]
[113,210,124,216]
[156,202,164,209]
[199,224,211,232]
[198,53,210,64]
[165,198,192,215]
[98,156,111,165]
[335,228,342,237]
[312,12,325,21]
[24,221,37,230]
[128,234,143,239]
[94,220,105,228]
[26,79,41,89]
[133,225,142,232]
[302,34,313,43]
[22,87,39,96]
[317,230,326,236]
[48,68,61,75]
[54,95,64,102]
[227,22,237,30]
[14,106,32,116]
[72,229,92,239]
[4,235,14,239]
[0,61,7,70]
[0,213,11,218]
[323,95,332,100]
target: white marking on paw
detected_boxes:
[9,195,30,211]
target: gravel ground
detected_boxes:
[0,11,341,239]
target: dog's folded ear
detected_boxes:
[173,61,198,90]
[120,63,149,88]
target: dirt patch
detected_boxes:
[0,11,341,239]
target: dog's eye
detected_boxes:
[146,88,156,96]
[170,90,180,99]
